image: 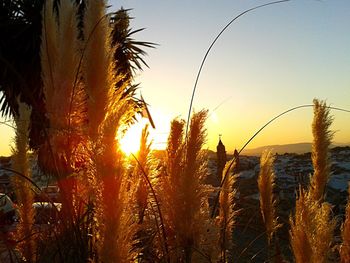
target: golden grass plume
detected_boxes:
[159,110,217,261]
[310,99,334,202]
[340,184,350,263]
[219,153,238,262]
[12,101,35,262]
[257,150,280,245]
[83,0,114,140]
[290,187,335,263]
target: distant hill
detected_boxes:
[241,142,350,156]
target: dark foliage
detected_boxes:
[0,0,154,151]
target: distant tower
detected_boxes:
[217,134,227,182]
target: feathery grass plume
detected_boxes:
[134,125,152,224]
[159,110,216,262]
[218,154,238,263]
[79,0,113,253]
[41,0,83,133]
[181,110,208,261]
[82,1,140,260]
[82,0,118,244]
[166,118,186,182]
[290,187,336,263]
[41,0,84,220]
[95,77,136,261]
[257,150,280,246]
[80,1,112,248]
[130,125,163,261]
[340,184,350,263]
[40,1,92,261]
[310,99,334,202]
[98,108,135,262]
[12,101,35,262]
[83,0,114,140]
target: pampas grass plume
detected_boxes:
[310,99,334,202]
[42,0,81,131]
[134,125,152,224]
[257,150,280,245]
[160,110,214,261]
[219,154,238,262]
[290,187,335,263]
[12,101,35,262]
[340,184,350,263]
[83,0,114,139]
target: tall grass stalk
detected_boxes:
[98,116,133,262]
[160,110,218,262]
[134,125,152,224]
[83,0,114,141]
[219,153,238,262]
[257,150,281,262]
[41,0,84,224]
[131,126,171,261]
[131,125,160,260]
[290,187,335,263]
[257,150,280,244]
[290,99,335,263]
[310,99,334,202]
[82,0,114,258]
[340,185,350,263]
[12,101,35,262]
[87,5,138,256]
[94,50,136,263]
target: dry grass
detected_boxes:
[5,1,348,262]
[133,125,152,224]
[290,187,335,263]
[83,0,114,140]
[309,99,334,202]
[257,150,280,246]
[39,0,137,261]
[219,155,238,262]
[12,102,35,262]
[159,110,219,262]
[41,0,83,135]
[41,0,85,226]
[290,99,336,263]
[340,185,350,263]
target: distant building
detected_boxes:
[216,136,227,182]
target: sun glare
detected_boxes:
[120,121,144,155]
[119,110,171,155]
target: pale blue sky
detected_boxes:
[1,0,349,155]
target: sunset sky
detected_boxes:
[1,0,349,156]
[111,0,350,152]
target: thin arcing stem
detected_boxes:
[0,167,60,213]
[211,104,350,217]
[131,153,170,263]
[236,231,267,261]
[185,0,291,139]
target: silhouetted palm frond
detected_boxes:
[0,0,46,150]
[110,8,155,91]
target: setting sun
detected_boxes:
[119,121,145,155]
[119,110,171,155]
